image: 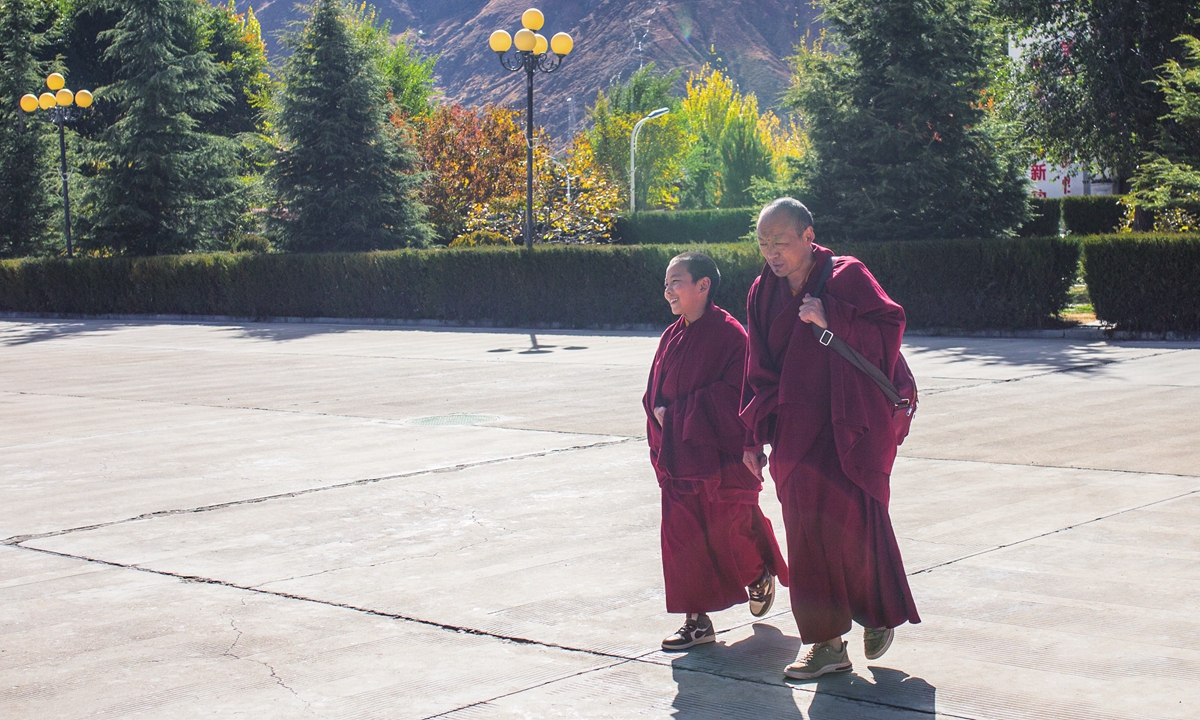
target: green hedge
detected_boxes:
[1018,198,1062,237]
[1082,233,1200,332]
[613,208,758,245]
[1063,196,1124,235]
[0,237,1080,330]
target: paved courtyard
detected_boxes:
[1,318,1198,719]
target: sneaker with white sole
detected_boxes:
[784,640,852,680]
[661,614,715,651]
[863,626,894,660]
[748,572,775,617]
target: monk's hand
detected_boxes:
[743,449,767,481]
[653,406,666,427]
[799,293,828,329]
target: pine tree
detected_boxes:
[83,0,241,255]
[788,0,1028,241]
[0,0,55,257]
[270,0,431,251]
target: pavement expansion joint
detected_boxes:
[919,349,1184,397]
[910,486,1200,576]
[8,539,960,718]
[896,454,1200,480]
[1,437,636,547]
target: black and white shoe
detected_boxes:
[661,614,715,651]
[748,572,775,617]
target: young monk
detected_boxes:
[644,251,790,651]
[741,198,920,679]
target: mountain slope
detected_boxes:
[227,1,819,139]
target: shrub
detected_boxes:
[448,230,513,247]
[0,237,1078,330]
[614,208,758,245]
[1082,233,1200,332]
[1062,196,1124,235]
[231,234,272,254]
[1018,198,1061,237]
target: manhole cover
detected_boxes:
[407,413,499,427]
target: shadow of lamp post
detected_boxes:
[20,73,93,259]
[489,8,574,249]
[630,107,669,214]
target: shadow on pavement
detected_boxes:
[902,335,1161,374]
[669,624,804,718]
[0,320,129,346]
[804,666,937,719]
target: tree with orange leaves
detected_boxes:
[410,104,526,243]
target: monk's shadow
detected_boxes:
[669,623,805,719]
[803,665,937,719]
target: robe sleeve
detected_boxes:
[739,279,775,451]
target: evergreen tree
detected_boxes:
[83,0,241,255]
[0,0,55,257]
[198,0,272,138]
[788,0,1028,241]
[270,0,431,251]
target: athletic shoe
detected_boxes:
[784,640,852,680]
[661,614,715,651]
[863,626,894,660]
[748,572,775,617]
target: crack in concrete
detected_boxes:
[221,605,316,716]
[2,437,635,547]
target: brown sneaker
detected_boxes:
[863,626,894,660]
[661,614,715,651]
[784,640,852,680]
[748,571,775,617]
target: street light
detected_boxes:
[489,8,574,249]
[630,107,669,214]
[549,156,571,204]
[20,73,93,258]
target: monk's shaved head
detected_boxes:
[668,252,721,299]
[757,197,814,236]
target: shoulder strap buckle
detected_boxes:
[818,329,834,346]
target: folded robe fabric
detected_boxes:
[740,244,905,506]
[739,245,919,640]
[644,302,789,612]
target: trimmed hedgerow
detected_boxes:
[1018,197,1062,237]
[613,208,758,245]
[1062,196,1124,235]
[1081,233,1200,332]
[0,236,1079,330]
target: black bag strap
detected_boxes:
[810,257,909,408]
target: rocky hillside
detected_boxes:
[228,0,819,140]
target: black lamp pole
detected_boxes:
[53,108,74,258]
[491,15,572,250]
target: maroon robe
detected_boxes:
[740,244,920,643]
[645,302,789,614]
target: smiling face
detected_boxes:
[756,209,815,285]
[664,260,710,320]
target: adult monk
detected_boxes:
[645,252,789,651]
[740,198,920,679]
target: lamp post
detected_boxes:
[549,156,571,204]
[20,73,93,258]
[630,107,669,214]
[489,8,574,249]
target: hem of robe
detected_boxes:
[774,429,919,643]
[661,482,791,614]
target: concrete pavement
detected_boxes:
[1,319,1198,719]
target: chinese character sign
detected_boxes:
[1027,160,1112,199]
